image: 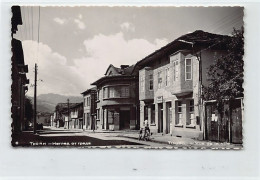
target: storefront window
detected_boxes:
[176,101,182,125]
[186,100,195,125]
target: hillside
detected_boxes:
[28,93,83,113]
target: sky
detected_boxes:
[14,6,244,96]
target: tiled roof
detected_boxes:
[131,30,231,74]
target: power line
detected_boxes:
[205,8,242,32]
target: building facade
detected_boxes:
[70,103,84,129]
[11,6,30,134]
[91,64,139,131]
[134,30,229,140]
[82,87,97,130]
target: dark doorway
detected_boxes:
[158,103,163,133]
[119,110,130,130]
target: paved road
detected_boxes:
[12,127,165,147]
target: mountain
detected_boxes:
[28,93,83,113]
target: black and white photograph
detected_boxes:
[11,6,244,149]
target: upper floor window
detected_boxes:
[86,97,91,106]
[165,68,170,86]
[103,86,130,99]
[185,58,192,80]
[173,60,179,81]
[108,87,115,98]
[121,86,129,97]
[158,71,162,89]
[149,74,153,90]
[103,88,107,98]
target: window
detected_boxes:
[165,68,170,86]
[86,113,90,126]
[149,74,153,90]
[103,88,107,99]
[173,61,179,81]
[121,86,129,97]
[84,98,86,107]
[108,87,115,98]
[185,58,192,80]
[103,86,130,99]
[176,101,182,125]
[108,110,114,124]
[158,71,162,89]
[186,100,195,125]
[86,97,91,106]
[140,76,144,92]
[83,113,86,125]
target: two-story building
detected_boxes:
[133,30,229,140]
[91,64,139,131]
[70,103,84,129]
[81,87,97,130]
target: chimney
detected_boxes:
[120,65,129,69]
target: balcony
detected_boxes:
[139,67,154,102]
[170,52,194,96]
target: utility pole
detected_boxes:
[67,99,70,129]
[33,63,37,134]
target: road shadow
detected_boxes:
[12,131,145,147]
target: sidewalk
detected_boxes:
[50,126,243,149]
[85,129,242,149]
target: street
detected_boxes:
[12,126,243,149]
[12,126,165,147]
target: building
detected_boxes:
[11,6,30,134]
[36,112,52,126]
[70,103,84,129]
[91,64,139,131]
[54,102,78,128]
[81,87,97,130]
[133,30,230,140]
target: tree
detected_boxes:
[203,27,244,111]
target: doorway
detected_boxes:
[158,103,163,133]
[119,110,130,130]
